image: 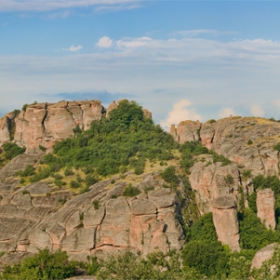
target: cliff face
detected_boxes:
[171,117,280,176]
[172,116,280,251]
[0,100,151,153]
[2,100,104,153]
[0,169,184,261]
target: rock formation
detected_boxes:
[212,195,240,251]
[189,159,241,214]
[0,100,152,154]
[0,166,184,261]
[170,120,201,144]
[171,117,280,176]
[251,243,277,269]
[257,188,276,230]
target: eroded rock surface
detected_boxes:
[189,159,241,214]
[257,188,276,230]
[212,195,240,251]
[0,172,184,262]
[251,243,277,269]
[172,117,280,176]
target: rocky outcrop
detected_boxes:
[170,120,201,144]
[172,117,280,176]
[212,195,240,251]
[0,100,152,153]
[13,100,104,152]
[189,159,241,214]
[257,188,276,230]
[251,243,277,269]
[0,171,184,262]
[106,100,152,119]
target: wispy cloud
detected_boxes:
[1,34,280,122]
[63,45,82,52]
[174,29,236,38]
[96,36,113,48]
[0,0,141,12]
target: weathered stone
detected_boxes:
[257,188,276,230]
[251,243,277,269]
[212,195,240,251]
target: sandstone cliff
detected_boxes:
[0,100,151,153]
[171,117,280,176]
[0,164,184,262]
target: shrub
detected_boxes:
[226,174,234,185]
[1,249,77,280]
[93,200,99,210]
[247,140,253,145]
[39,145,47,152]
[85,174,98,187]
[70,180,80,189]
[123,184,141,197]
[182,240,229,277]
[160,166,179,185]
[64,168,74,176]
[2,142,26,160]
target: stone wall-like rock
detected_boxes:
[257,188,276,230]
[212,195,240,251]
[0,100,152,154]
[189,159,241,214]
[0,172,185,262]
[171,117,280,176]
[170,120,201,144]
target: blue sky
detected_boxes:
[1,1,280,129]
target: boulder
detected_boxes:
[251,243,277,269]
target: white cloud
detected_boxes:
[273,100,280,108]
[218,108,235,118]
[63,45,82,52]
[116,37,152,48]
[160,99,202,130]
[250,104,265,117]
[96,36,113,48]
[1,35,280,123]
[0,0,139,12]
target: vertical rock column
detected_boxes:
[212,195,240,251]
[257,188,276,230]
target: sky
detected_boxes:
[1,0,280,130]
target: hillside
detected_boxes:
[0,100,280,279]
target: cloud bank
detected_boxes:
[0,0,139,12]
[1,32,280,123]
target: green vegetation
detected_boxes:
[238,209,279,251]
[122,184,141,197]
[160,166,179,186]
[2,142,26,160]
[1,249,76,280]
[25,100,177,182]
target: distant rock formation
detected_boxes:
[212,195,240,251]
[0,100,152,153]
[171,117,280,176]
[257,188,276,230]
[170,120,201,144]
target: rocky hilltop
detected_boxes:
[0,100,151,153]
[0,101,280,277]
[171,117,280,176]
